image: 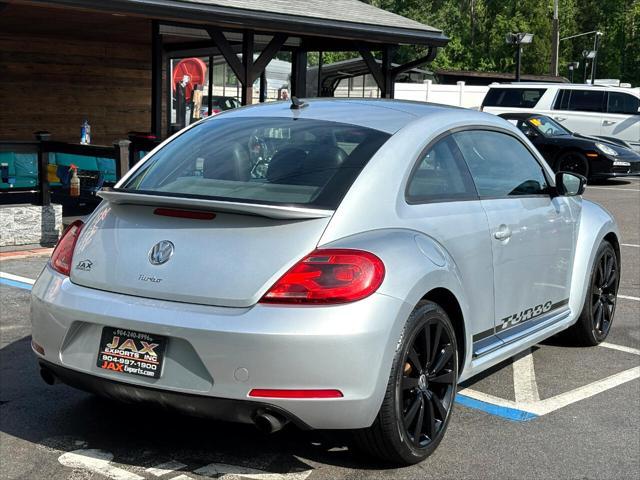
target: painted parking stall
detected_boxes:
[1,177,639,478]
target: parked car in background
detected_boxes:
[499,113,640,180]
[482,83,640,153]
[32,100,620,465]
[200,95,240,117]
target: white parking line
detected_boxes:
[193,462,312,480]
[512,349,540,403]
[58,450,144,480]
[59,451,313,480]
[600,342,640,356]
[621,243,640,248]
[619,294,640,302]
[587,186,640,192]
[459,342,640,418]
[460,366,640,417]
[532,367,640,415]
[146,460,187,477]
[0,271,35,285]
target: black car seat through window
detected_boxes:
[266,147,308,184]
[203,142,251,181]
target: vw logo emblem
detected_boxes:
[148,240,174,265]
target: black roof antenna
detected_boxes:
[290,96,308,109]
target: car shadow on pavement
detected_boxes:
[0,335,395,474]
[588,178,638,186]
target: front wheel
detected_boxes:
[556,151,590,179]
[352,301,458,465]
[566,240,619,346]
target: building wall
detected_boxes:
[0,4,152,145]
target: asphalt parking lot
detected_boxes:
[1,178,639,480]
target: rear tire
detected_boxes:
[565,240,619,346]
[556,151,590,179]
[352,301,458,465]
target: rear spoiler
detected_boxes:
[97,189,334,220]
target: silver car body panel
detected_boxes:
[31,99,619,427]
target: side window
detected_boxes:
[566,90,605,112]
[553,89,570,110]
[453,130,549,198]
[406,136,477,203]
[482,88,546,108]
[607,92,640,115]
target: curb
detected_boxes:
[0,248,53,261]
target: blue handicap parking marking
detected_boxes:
[455,394,538,422]
[0,277,33,291]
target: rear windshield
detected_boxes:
[482,88,546,108]
[122,117,390,209]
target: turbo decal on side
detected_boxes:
[500,301,553,330]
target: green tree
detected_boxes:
[360,0,638,85]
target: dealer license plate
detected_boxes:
[96,327,166,379]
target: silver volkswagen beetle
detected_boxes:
[31,99,620,465]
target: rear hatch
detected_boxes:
[69,114,391,307]
[71,200,331,307]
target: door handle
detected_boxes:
[602,120,617,126]
[494,225,512,241]
[554,116,567,122]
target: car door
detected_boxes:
[602,91,640,151]
[404,134,496,350]
[551,89,605,138]
[453,129,577,339]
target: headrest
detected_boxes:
[203,142,250,182]
[266,147,307,183]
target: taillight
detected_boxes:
[50,220,84,276]
[260,249,385,304]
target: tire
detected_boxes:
[555,151,590,179]
[566,240,619,346]
[352,301,458,465]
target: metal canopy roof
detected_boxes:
[33,0,449,47]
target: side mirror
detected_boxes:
[555,171,586,196]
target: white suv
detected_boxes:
[481,83,640,152]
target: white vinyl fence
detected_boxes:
[394,81,489,110]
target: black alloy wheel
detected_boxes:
[566,240,619,346]
[399,317,456,449]
[557,151,590,178]
[353,301,458,465]
[590,246,618,338]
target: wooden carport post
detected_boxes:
[291,50,308,98]
[359,45,437,99]
[207,29,287,106]
[150,20,162,137]
[241,30,254,105]
[381,46,394,98]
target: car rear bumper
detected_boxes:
[37,358,312,428]
[31,265,412,429]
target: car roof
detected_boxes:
[215,98,495,134]
[488,83,638,93]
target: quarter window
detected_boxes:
[453,130,549,198]
[607,92,640,115]
[406,136,477,203]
